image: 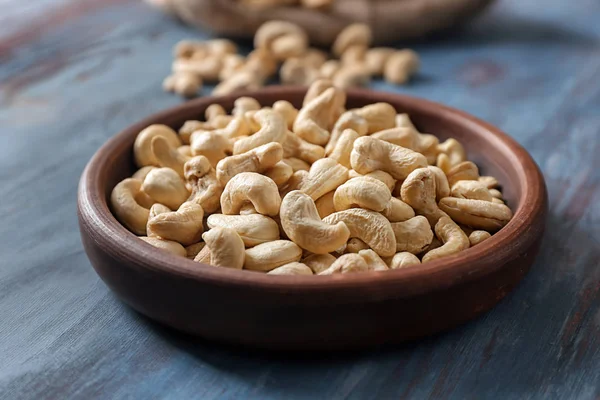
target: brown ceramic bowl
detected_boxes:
[78,87,547,351]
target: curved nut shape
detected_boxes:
[139,237,186,257]
[110,178,150,235]
[205,104,226,121]
[302,253,336,274]
[184,156,223,213]
[193,245,211,264]
[178,120,213,145]
[469,230,492,246]
[417,134,439,165]
[212,71,263,96]
[184,155,212,183]
[323,209,396,257]
[328,128,359,168]
[282,157,310,172]
[221,172,281,216]
[282,131,325,163]
[132,166,156,182]
[333,65,371,89]
[151,136,190,177]
[134,124,181,167]
[294,87,345,145]
[244,240,303,272]
[365,47,395,75]
[446,161,479,187]
[479,176,500,189]
[315,191,336,218]
[371,127,418,150]
[345,238,369,253]
[384,50,420,84]
[213,117,252,140]
[438,197,513,232]
[202,227,245,269]
[254,21,308,60]
[232,97,260,117]
[381,197,415,222]
[355,103,396,134]
[303,79,334,106]
[351,136,427,180]
[147,202,204,246]
[216,142,283,185]
[333,177,391,212]
[400,167,447,226]
[332,23,372,57]
[272,100,298,130]
[389,252,421,269]
[280,191,350,254]
[438,138,466,167]
[319,253,369,275]
[358,249,389,271]
[141,168,189,210]
[185,242,205,259]
[391,216,434,254]
[148,203,171,220]
[267,262,313,276]
[349,170,396,192]
[190,130,232,166]
[301,158,349,201]
[451,180,493,202]
[489,188,503,199]
[436,153,451,174]
[428,166,450,201]
[396,113,417,129]
[233,109,287,154]
[207,214,280,247]
[422,216,470,263]
[177,146,192,158]
[279,170,308,198]
[326,111,368,155]
[264,161,293,188]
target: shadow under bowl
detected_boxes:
[78,87,547,351]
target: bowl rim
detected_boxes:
[78,86,547,299]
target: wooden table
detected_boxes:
[1,0,599,398]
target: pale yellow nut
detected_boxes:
[323,208,396,257]
[294,87,346,145]
[437,138,466,168]
[348,170,396,192]
[183,156,222,213]
[282,157,310,172]
[438,197,513,232]
[173,40,204,59]
[381,197,415,222]
[333,177,391,212]
[139,236,186,257]
[492,198,505,204]
[244,240,303,271]
[178,120,213,145]
[141,168,189,210]
[233,109,287,154]
[146,202,204,246]
[132,166,156,181]
[332,23,372,57]
[301,158,349,201]
[365,47,395,76]
[388,252,421,269]
[479,176,500,189]
[133,124,181,167]
[212,115,235,130]
[272,100,298,130]
[340,45,366,66]
[254,20,308,60]
[446,161,480,187]
[396,113,417,129]
[344,238,369,253]
[110,178,150,235]
[328,128,359,168]
[320,60,341,80]
[390,216,434,254]
[206,213,279,247]
[212,70,263,96]
[264,161,293,188]
[190,130,232,167]
[358,249,389,271]
[232,97,261,117]
[314,191,335,218]
[151,136,190,178]
[244,48,278,80]
[400,167,447,226]
[319,253,369,275]
[355,102,396,134]
[216,142,283,186]
[370,127,419,150]
[221,172,281,216]
[351,136,428,180]
[417,133,439,165]
[280,190,350,254]
[451,180,494,202]
[239,203,258,215]
[282,131,325,164]
[280,58,322,85]
[183,155,212,183]
[303,79,334,106]
[267,262,313,275]
[333,65,371,89]
[469,230,492,246]
[427,166,450,201]
[134,190,155,209]
[219,54,245,81]
[436,153,451,174]
[177,145,192,158]
[205,104,226,122]
[185,242,205,259]
[422,216,470,263]
[304,48,328,68]
[163,72,202,97]
[193,245,211,264]
[202,227,245,269]
[384,49,420,84]
[148,203,171,220]
[279,170,308,198]
[205,38,238,56]
[489,188,503,199]
[302,253,336,274]
[172,57,221,82]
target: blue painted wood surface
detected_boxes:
[1,0,599,398]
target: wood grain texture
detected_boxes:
[0,0,599,398]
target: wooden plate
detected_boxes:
[78,87,547,350]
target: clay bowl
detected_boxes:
[78,87,547,351]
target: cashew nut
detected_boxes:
[207,213,279,247]
[400,167,447,226]
[134,125,181,167]
[358,249,389,271]
[110,178,150,235]
[132,166,156,181]
[147,201,204,246]
[303,79,334,106]
[422,216,470,263]
[343,238,369,254]
[437,138,466,167]
[333,177,391,212]
[232,97,261,117]
[184,156,223,213]
[390,216,434,254]
[267,262,313,275]
[384,50,420,84]
[279,170,308,198]
[148,203,171,220]
[139,236,186,257]
[282,157,310,172]
[141,168,189,210]
[221,172,281,216]
[314,191,336,218]
[263,161,293,188]
[282,131,325,164]
[451,180,494,202]
[438,197,513,232]
[427,166,450,201]
[254,20,308,60]
[328,128,359,168]
[365,47,395,76]
[300,158,349,201]
[280,57,322,85]
[302,253,336,274]
[469,230,492,246]
[272,100,298,130]
[479,175,500,189]
[370,127,418,149]
[320,60,341,80]
[190,130,232,167]
[244,240,302,271]
[233,109,287,154]
[333,65,371,89]
[355,103,396,134]
[162,72,202,97]
[348,170,396,192]
[388,252,421,269]
[446,161,479,187]
[185,242,206,259]
[151,136,190,177]
[319,253,369,275]
[178,120,213,145]
[202,227,245,269]
[193,245,212,264]
[212,70,264,96]
[332,23,372,57]
[294,87,345,145]
[381,198,415,222]
[216,142,283,185]
[325,110,368,156]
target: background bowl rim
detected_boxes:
[78,86,547,299]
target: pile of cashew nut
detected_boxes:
[112,80,513,275]
[163,21,419,97]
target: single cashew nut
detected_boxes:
[351,136,428,180]
[348,170,396,192]
[489,188,503,199]
[139,237,186,257]
[134,125,181,167]
[396,113,417,129]
[279,170,308,198]
[205,104,226,121]
[207,213,279,247]
[185,242,206,259]
[401,168,447,226]
[147,201,204,246]
[417,133,439,165]
[254,20,308,60]
[358,249,389,271]
[427,166,450,201]
[315,190,336,218]
[340,45,366,66]
[370,127,419,149]
[391,216,434,254]
[132,166,156,182]
[244,240,303,271]
[193,245,211,264]
[264,161,293,188]
[333,65,371,89]
[232,97,261,117]
[323,208,396,257]
[333,177,391,212]
[202,227,245,269]
[216,142,283,185]
[328,128,359,168]
[320,60,341,80]
[110,178,150,235]
[282,131,325,163]
[438,138,466,167]
[190,130,232,166]
[446,161,479,187]
[422,216,470,263]
[332,23,372,57]
[178,120,213,145]
[303,79,334,106]
[212,70,264,96]
[280,58,322,85]
[294,87,346,145]
[479,176,500,189]
[365,47,395,76]
[148,203,171,220]
[282,157,310,172]
[272,100,298,130]
[163,72,202,98]
[300,158,349,201]
[184,156,223,213]
[233,109,287,154]
[381,197,415,222]
[280,190,350,254]
[302,253,336,274]
[438,197,513,232]
[319,253,369,275]
[469,230,492,246]
[355,103,396,134]
[451,180,494,202]
[436,153,451,174]
[221,172,281,216]
[389,252,421,269]
[267,262,313,275]
[172,57,222,82]
[345,238,369,253]
[326,111,368,155]
[384,50,420,84]
[151,136,190,177]
[141,168,189,210]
